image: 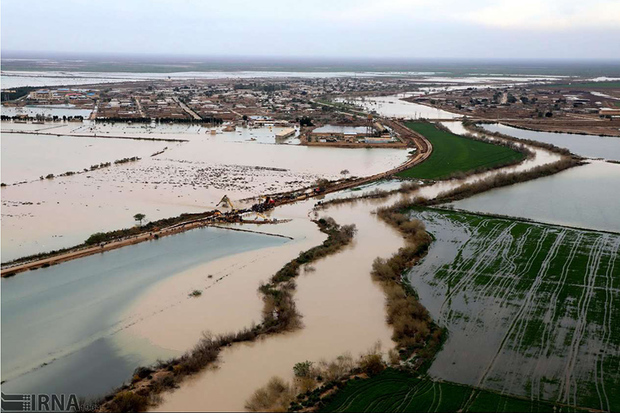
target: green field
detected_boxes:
[397,122,525,180]
[321,369,582,412]
[405,209,620,412]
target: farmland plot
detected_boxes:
[406,209,620,411]
[322,369,583,412]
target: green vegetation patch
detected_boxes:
[321,369,580,412]
[397,122,524,180]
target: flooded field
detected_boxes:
[1,132,166,184]
[312,125,368,134]
[407,208,620,411]
[1,225,289,397]
[1,122,408,261]
[149,130,565,411]
[338,94,459,119]
[2,93,607,413]
[449,161,620,233]
[0,70,443,89]
[1,105,93,119]
[322,369,569,412]
[1,110,584,412]
[481,123,620,161]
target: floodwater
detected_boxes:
[481,123,620,161]
[338,94,459,119]
[443,122,620,232]
[312,125,368,134]
[1,122,408,261]
[121,215,323,354]
[3,111,572,411]
[1,105,93,119]
[450,161,620,233]
[405,209,620,411]
[153,199,399,412]
[1,132,166,184]
[1,225,289,398]
[0,70,441,89]
[151,130,562,411]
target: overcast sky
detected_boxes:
[2,0,620,59]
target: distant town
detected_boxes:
[3,76,619,143]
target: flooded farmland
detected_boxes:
[449,161,620,233]
[2,51,619,413]
[137,131,569,411]
[406,208,620,411]
[1,105,93,119]
[1,122,408,261]
[1,132,166,184]
[338,94,459,119]
[481,123,620,161]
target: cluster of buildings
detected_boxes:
[413,85,620,120]
[307,121,399,145]
[97,96,140,119]
[81,77,406,124]
[26,88,97,107]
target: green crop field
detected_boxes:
[404,209,620,412]
[321,369,581,412]
[397,122,524,180]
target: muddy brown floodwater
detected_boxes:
[1,122,408,261]
[130,198,398,411]
[2,116,565,410]
[146,129,562,411]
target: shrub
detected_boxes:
[245,377,294,412]
[85,232,107,245]
[360,353,385,376]
[107,391,148,412]
[293,361,313,378]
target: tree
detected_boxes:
[299,116,313,127]
[315,178,330,192]
[293,361,313,378]
[133,213,146,226]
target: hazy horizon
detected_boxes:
[2,0,620,60]
[3,51,620,77]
